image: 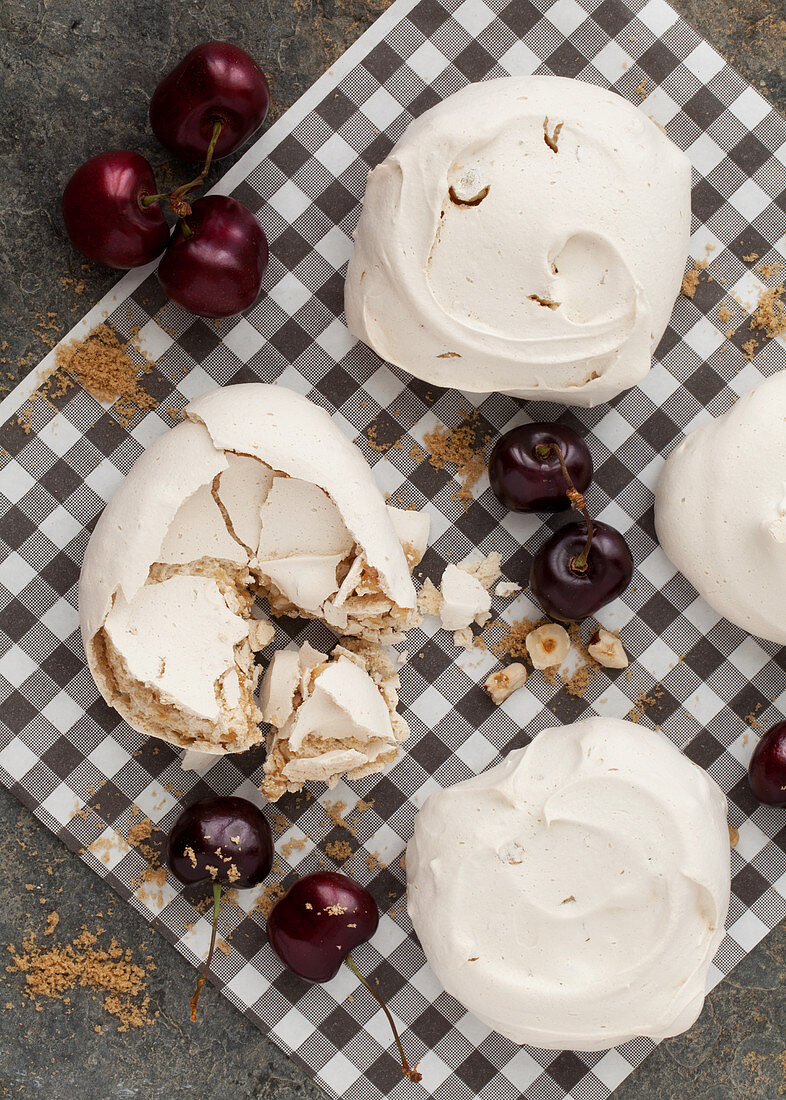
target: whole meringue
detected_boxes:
[406,718,730,1051]
[345,76,690,406]
[655,371,786,644]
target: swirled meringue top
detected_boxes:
[406,718,730,1051]
[345,76,690,406]
[656,371,786,644]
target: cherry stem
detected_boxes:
[167,119,224,215]
[190,881,221,1021]
[536,441,594,573]
[180,221,193,241]
[345,953,422,1083]
[139,192,169,208]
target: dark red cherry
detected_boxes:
[530,520,633,621]
[61,151,169,269]
[267,872,420,1082]
[157,195,268,317]
[150,42,270,163]
[167,795,273,1019]
[489,423,593,512]
[267,871,378,983]
[167,795,273,887]
[748,722,786,805]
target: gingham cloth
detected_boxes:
[1,0,785,1096]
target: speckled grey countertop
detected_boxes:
[1,1,785,1097]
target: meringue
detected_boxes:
[345,75,690,406]
[406,717,730,1050]
[655,371,786,644]
[261,640,408,799]
[79,383,427,755]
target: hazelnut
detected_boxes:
[525,624,570,669]
[587,628,628,669]
[484,663,527,704]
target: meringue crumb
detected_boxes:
[423,410,491,504]
[495,581,521,598]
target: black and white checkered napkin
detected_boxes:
[1,0,786,1095]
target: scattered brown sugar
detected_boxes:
[366,851,386,873]
[741,338,759,360]
[43,912,59,937]
[127,817,154,847]
[718,305,733,324]
[5,921,155,1032]
[751,284,786,339]
[252,881,286,920]
[324,800,354,834]
[681,258,709,299]
[636,78,648,98]
[489,616,548,660]
[423,409,491,504]
[742,252,760,263]
[280,836,307,861]
[626,687,664,723]
[353,798,375,815]
[729,825,740,848]
[15,322,158,435]
[325,840,354,862]
[756,261,785,280]
[744,704,764,730]
[365,419,394,453]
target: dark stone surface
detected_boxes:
[1,0,785,1096]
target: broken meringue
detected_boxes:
[79,384,427,754]
[261,640,408,799]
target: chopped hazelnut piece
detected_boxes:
[484,663,527,704]
[525,624,570,669]
[588,628,628,669]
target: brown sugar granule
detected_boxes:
[365,420,393,453]
[252,881,286,920]
[353,798,375,815]
[52,323,157,426]
[280,836,307,861]
[324,800,351,832]
[626,687,664,723]
[325,840,354,863]
[423,409,491,504]
[127,817,154,847]
[741,338,759,360]
[6,923,154,1032]
[43,912,59,937]
[717,305,733,324]
[729,825,740,848]
[681,259,708,299]
[636,78,648,99]
[489,617,548,660]
[366,851,386,874]
[742,252,760,263]
[744,704,763,730]
[756,261,785,280]
[751,284,786,339]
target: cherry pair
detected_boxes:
[61,43,270,317]
[168,796,420,1083]
[489,422,633,620]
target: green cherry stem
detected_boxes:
[190,881,221,1021]
[344,953,422,1083]
[535,441,594,573]
[180,220,194,241]
[167,120,224,215]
